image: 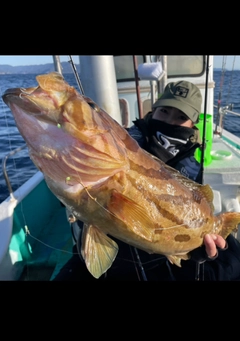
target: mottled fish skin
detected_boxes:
[3,72,240,279]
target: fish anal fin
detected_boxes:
[80,223,118,279]
[167,253,190,267]
[108,190,154,242]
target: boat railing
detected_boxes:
[213,104,240,136]
[213,104,240,117]
[2,144,27,199]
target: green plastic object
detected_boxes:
[194,113,213,166]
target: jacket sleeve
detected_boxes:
[189,244,209,263]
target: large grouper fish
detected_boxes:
[3,72,240,279]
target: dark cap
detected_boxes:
[152,81,202,123]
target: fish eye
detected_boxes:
[88,101,100,112]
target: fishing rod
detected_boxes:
[199,55,210,186]
[132,246,148,281]
[133,55,144,119]
[196,55,210,281]
[68,55,85,95]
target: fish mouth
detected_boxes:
[2,73,79,126]
[3,85,60,121]
[2,87,42,114]
[2,84,65,125]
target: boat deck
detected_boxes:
[0,177,74,281]
[203,133,240,241]
[19,205,73,281]
[204,134,240,179]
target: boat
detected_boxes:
[0,55,240,281]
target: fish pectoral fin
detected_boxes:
[79,223,118,279]
[108,190,154,241]
[167,253,190,267]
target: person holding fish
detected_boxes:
[52,79,240,281]
[126,80,240,280]
[6,72,239,281]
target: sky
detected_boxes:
[0,55,239,69]
[0,55,80,66]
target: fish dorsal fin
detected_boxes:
[220,212,240,239]
[182,181,215,213]
[180,179,215,213]
[108,190,154,241]
[79,223,118,279]
[196,183,214,207]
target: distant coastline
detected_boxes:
[0,62,80,75]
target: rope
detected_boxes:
[226,55,235,104]
[214,56,237,136]
[214,57,226,133]
[219,56,236,132]
[221,56,235,131]
[218,56,227,100]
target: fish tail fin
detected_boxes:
[220,212,240,239]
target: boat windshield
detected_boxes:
[114,55,205,81]
[167,55,205,77]
[114,55,145,81]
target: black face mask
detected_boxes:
[138,113,200,163]
[148,118,197,142]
